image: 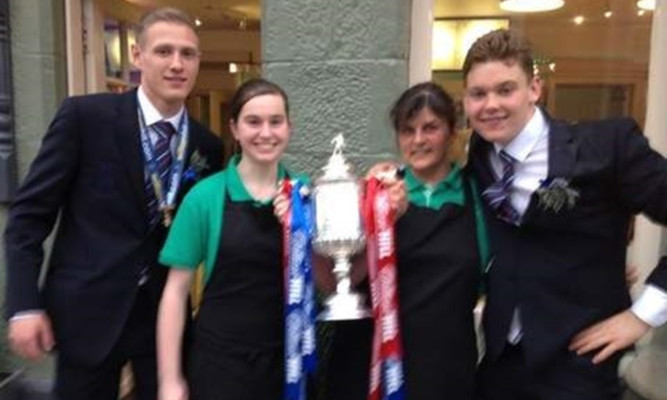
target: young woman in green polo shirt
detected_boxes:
[326,82,488,400]
[156,79,298,400]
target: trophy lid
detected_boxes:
[320,134,354,180]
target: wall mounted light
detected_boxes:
[637,0,655,11]
[500,0,564,13]
[432,18,510,71]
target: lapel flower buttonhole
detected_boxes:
[536,177,579,213]
[183,150,210,183]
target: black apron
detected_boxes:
[327,180,481,400]
[188,192,285,400]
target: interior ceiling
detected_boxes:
[121,0,262,30]
[121,0,650,30]
[435,0,651,24]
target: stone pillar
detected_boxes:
[624,0,667,398]
[262,0,411,176]
[0,0,66,380]
[0,0,17,203]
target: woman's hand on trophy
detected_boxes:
[366,161,401,181]
[366,162,409,219]
[273,192,291,224]
[386,179,408,219]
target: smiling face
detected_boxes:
[131,21,200,116]
[463,59,541,146]
[397,107,453,184]
[231,94,290,166]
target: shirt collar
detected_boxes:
[224,154,287,204]
[405,164,463,196]
[494,107,548,163]
[137,86,185,130]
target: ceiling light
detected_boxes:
[637,0,655,10]
[638,9,646,16]
[195,18,202,27]
[604,10,613,18]
[573,15,585,25]
[229,63,238,74]
[500,0,564,12]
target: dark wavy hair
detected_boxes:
[390,82,457,133]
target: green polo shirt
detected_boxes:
[404,165,490,271]
[159,155,294,282]
[405,164,465,209]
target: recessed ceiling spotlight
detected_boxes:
[573,15,585,25]
[604,10,613,18]
[195,18,202,27]
[637,9,646,16]
[500,0,564,12]
[637,0,655,11]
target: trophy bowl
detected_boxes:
[312,134,372,321]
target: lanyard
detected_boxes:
[137,106,189,225]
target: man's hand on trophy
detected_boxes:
[313,254,336,295]
[273,192,291,224]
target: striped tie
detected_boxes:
[483,150,521,225]
[145,121,175,227]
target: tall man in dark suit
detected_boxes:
[3,7,223,400]
[465,29,667,399]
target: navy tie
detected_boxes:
[145,121,175,227]
[483,150,521,225]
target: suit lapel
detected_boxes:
[523,115,578,222]
[114,90,147,216]
[185,116,200,165]
[546,119,576,181]
[468,132,496,191]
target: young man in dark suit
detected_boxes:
[465,29,667,399]
[4,7,223,400]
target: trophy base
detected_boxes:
[317,292,372,321]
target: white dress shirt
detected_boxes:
[487,107,667,344]
[137,86,184,154]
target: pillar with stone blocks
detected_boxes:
[262,0,411,176]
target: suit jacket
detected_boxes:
[468,114,667,369]
[3,89,224,366]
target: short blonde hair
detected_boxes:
[135,7,196,46]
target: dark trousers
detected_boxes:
[54,287,158,400]
[476,343,622,400]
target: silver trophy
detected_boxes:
[312,134,372,321]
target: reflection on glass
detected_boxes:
[104,18,122,79]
